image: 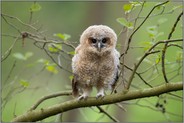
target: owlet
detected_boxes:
[72,25,120,100]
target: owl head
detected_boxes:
[80,25,117,53]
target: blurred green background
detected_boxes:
[1,1,183,122]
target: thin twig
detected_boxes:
[96,106,119,122]
[29,91,72,111]
[167,12,183,40]
[167,93,182,99]
[1,36,20,62]
[138,62,160,75]
[1,14,22,34]
[167,44,183,49]
[2,13,37,31]
[124,64,153,88]
[13,102,17,118]
[4,60,17,83]
[115,103,127,112]
[133,1,145,30]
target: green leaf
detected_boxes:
[157,18,168,24]
[155,55,160,64]
[140,41,154,51]
[54,44,62,50]
[123,4,133,14]
[46,65,58,74]
[54,33,71,41]
[30,3,41,12]
[25,52,33,59]
[117,18,129,27]
[155,2,165,7]
[63,34,71,41]
[156,32,164,38]
[37,58,47,63]
[147,26,157,32]
[39,60,58,74]
[130,1,142,7]
[176,51,182,63]
[13,53,26,60]
[147,26,158,38]
[36,59,50,66]
[13,52,33,60]
[123,2,143,14]
[68,51,75,55]
[171,5,182,11]
[116,18,133,29]
[48,44,62,53]
[69,75,74,81]
[19,80,29,87]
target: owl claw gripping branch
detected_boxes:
[72,25,120,100]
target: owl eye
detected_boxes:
[102,38,107,43]
[91,38,97,44]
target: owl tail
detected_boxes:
[72,77,79,97]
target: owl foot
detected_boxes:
[77,94,88,101]
[96,92,105,99]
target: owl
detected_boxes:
[72,25,120,100]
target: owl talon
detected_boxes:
[96,93,105,99]
[77,95,88,101]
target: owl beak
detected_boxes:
[97,42,102,52]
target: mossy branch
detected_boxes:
[12,82,183,122]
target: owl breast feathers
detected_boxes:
[72,25,120,100]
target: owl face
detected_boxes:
[88,36,110,52]
[80,25,117,53]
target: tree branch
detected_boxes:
[161,11,183,83]
[12,82,182,122]
[1,13,37,31]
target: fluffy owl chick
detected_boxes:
[72,25,120,100]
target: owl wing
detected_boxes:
[71,45,81,97]
[72,54,80,97]
[111,49,120,93]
